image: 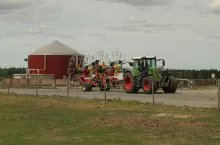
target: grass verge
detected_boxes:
[0,93,220,145]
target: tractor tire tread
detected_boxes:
[163,75,177,93]
[142,76,158,94]
[123,72,139,93]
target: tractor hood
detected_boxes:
[149,66,161,81]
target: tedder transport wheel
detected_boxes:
[100,81,111,91]
[142,76,158,94]
[163,75,177,93]
[123,72,139,93]
[82,83,92,92]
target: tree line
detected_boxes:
[0,67,219,79]
[168,69,219,79]
[0,67,26,78]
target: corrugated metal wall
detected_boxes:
[28,55,83,79]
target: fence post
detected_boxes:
[26,78,28,88]
[152,82,155,105]
[104,77,107,102]
[52,79,56,88]
[54,79,56,88]
[218,80,220,111]
[7,84,10,95]
[39,79,42,88]
[188,80,190,88]
[36,83,38,96]
[10,79,12,88]
[67,78,69,97]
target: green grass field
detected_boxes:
[0,93,220,145]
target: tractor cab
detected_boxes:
[130,56,165,81]
[131,56,165,70]
[132,56,157,72]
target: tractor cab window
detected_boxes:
[133,60,140,68]
[146,59,156,67]
[134,59,145,71]
[133,60,138,68]
[151,59,156,67]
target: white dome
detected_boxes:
[31,40,83,56]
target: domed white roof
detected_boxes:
[31,40,83,56]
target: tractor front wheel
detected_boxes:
[162,75,177,93]
[142,76,158,94]
[123,72,139,93]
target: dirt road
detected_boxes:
[0,88,218,108]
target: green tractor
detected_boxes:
[123,56,177,94]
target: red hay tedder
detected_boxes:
[68,60,120,92]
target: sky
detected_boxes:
[0,0,220,69]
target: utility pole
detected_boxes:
[105,54,108,63]
[112,50,114,62]
[102,51,104,63]
[218,79,220,111]
[100,50,102,63]
[116,50,118,61]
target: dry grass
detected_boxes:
[90,113,208,129]
[155,113,193,118]
[0,94,139,111]
[0,93,220,145]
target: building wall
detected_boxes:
[28,55,83,79]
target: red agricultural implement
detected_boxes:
[69,60,113,92]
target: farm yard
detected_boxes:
[1,0,220,144]
[1,93,220,145]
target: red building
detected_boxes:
[27,40,83,79]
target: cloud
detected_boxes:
[107,18,173,33]
[126,19,173,29]
[210,0,220,13]
[88,33,106,37]
[96,0,172,6]
[5,24,52,36]
[100,37,108,41]
[26,28,43,34]
[43,32,78,39]
[87,33,108,41]
[108,25,140,32]
[20,44,32,46]
[25,25,53,35]
[205,33,220,40]
[0,0,61,24]
[0,0,42,14]
[0,0,31,10]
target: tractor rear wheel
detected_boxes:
[123,72,139,93]
[142,76,158,94]
[82,82,93,92]
[163,75,177,93]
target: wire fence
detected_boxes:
[0,78,218,90]
[176,79,218,88]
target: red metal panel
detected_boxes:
[44,55,71,79]
[28,55,84,79]
[28,55,45,70]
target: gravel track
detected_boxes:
[0,88,218,108]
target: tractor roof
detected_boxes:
[132,56,156,60]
